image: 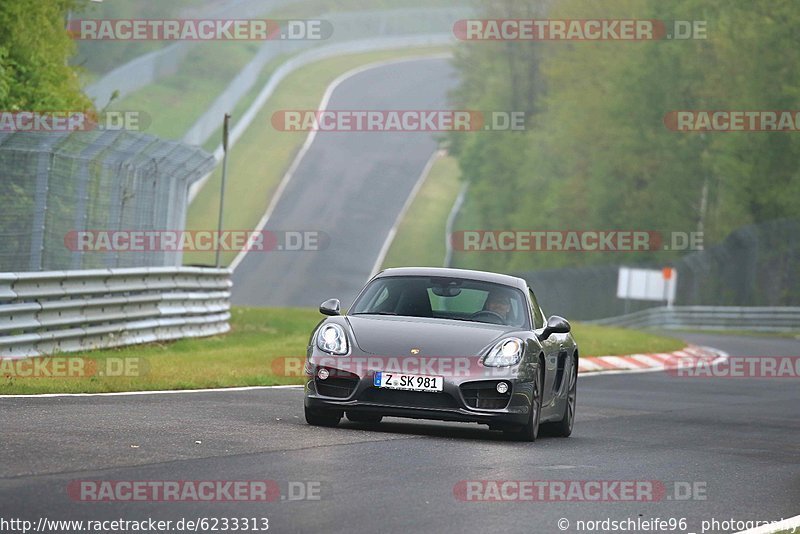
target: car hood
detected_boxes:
[346,315,512,357]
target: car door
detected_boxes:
[528,288,561,405]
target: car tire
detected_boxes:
[505,364,543,442]
[543,355,577,438]
[346,412,383,424]
[305,406,342,427]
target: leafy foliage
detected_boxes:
[0,0,91,110]
[450,0,800,271]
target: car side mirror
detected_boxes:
[319,298,341,316]
[538,315,571,341]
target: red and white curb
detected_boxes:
[579,345,728,376]
[1,346,728,398]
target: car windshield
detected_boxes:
[350,276,529,328]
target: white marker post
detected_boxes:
[215,113,231,268]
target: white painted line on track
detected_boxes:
[579,365,681,378]
[1,347,728,398]
[0,385,303,399]
[229,53,452,272]
[443,182,468,268]
[369,149,445,278]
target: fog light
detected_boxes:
[317,368,330,380]
[496,382,509,394]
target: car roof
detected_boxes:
[374,267,529,292]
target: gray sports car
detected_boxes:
[303,267,578,441]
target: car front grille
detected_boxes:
[359,388,458,409]
[460,381,512,410]
[315,368,359,398]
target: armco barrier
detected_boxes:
[182,6,472,148]
[0,267,231,358]
[588,306,800,332]
[188,33,455,202]
[84,0,300,107]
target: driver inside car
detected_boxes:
[483,292,512,321]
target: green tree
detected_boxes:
[0,0,91,111]
[450,0,800,273]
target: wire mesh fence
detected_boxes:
[515,219,800,321]
[0,130,215,272]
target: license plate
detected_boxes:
[373,372,443,392]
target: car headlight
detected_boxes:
[316,323,349,355]
[483,337,524,367]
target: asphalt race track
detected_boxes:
[232,57,458,308]
[3,57,798,534]
[1,333,798,534]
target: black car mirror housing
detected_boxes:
[319,298,341,316]
[537,315,571,341]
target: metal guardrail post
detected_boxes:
[587,305,800,331]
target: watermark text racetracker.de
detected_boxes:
[451,230,704,252]
[665,110,800,131]
[68,18,332,41]
[453,19,707,41]
[453,480,707,502]
[276,355,553,379]
[670,356,800,379]
[271,110,527,132]
[68,479,322,502]
[1,357,146,379]
[64,230,329,253]
[0,110,151,133]
[0,516,271,533]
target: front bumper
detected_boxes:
[303,357,535,427]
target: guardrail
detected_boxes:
[588,306,800,331]
[184,6,473,150]
[0,267,231,358]
[188,33,455,201]
[87,5,471,116]
[84,0,300,107]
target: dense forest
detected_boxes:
[449,0,800,272]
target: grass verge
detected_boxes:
[1,308,685,395]
[101,0,463,124]
[574,323,685,357]
[1,308,319,395]
[183,46,450,267]
[381,153,461,269]
[109,41,270,139]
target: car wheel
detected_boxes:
[545,355,577,437]
[346,412,383,424]
[305,406,342,427]
[505,364,543,442]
